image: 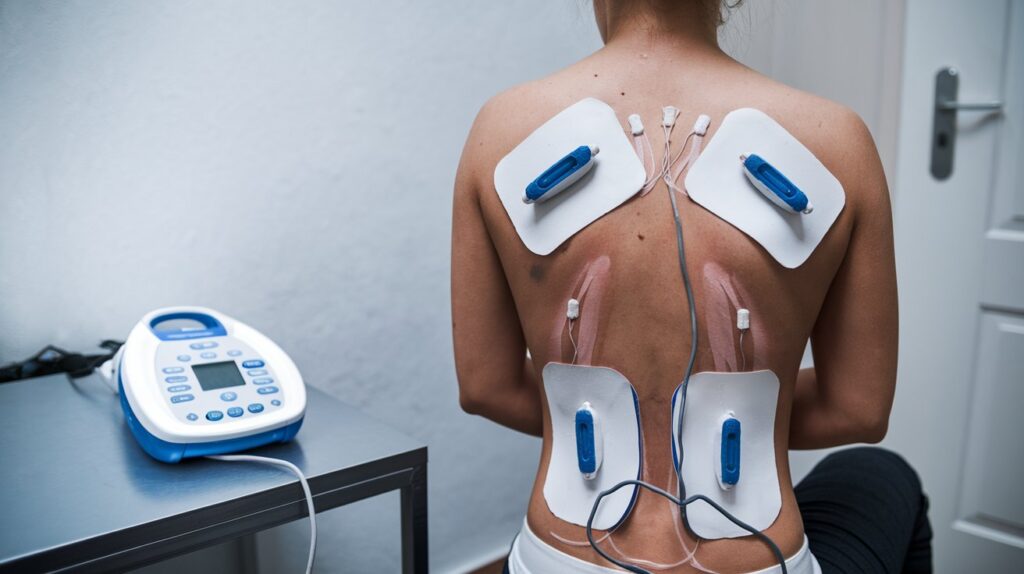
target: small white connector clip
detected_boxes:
[693,114,711,136]
[567,298,580,320]
[736,308,750,331]
[662,106,680,128]
[628,114,645,136]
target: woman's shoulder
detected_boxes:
[455,71,585,203]
[464,73,582,157]
[733,69,888,211]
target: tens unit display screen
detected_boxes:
[192,361,246,391]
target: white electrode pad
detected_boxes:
[543,362,642,530]
[494,98,647,256]
[684,108,845,268]
[671,370,781,539]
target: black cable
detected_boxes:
[586,480,788,574]
[584,126,788,573]
[0,340,122,383]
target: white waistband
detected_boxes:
[508,518,821,574]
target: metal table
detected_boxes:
[0,373,428,573]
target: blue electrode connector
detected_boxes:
[524,145,600,204]
[720,417,741,488]
[741,153,814,214]
[575,402,603,480]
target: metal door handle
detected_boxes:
[931,67,1003,180]
[936,99,1004,111]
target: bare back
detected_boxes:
[452,43,897,573]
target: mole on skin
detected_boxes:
[530,263,546,283]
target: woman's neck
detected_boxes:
[599,4,722,60]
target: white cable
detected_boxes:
[566,298,581,365]
[549,529,612,547]
[606,534,700,571]
[208,454,317,574]
[661,124,673,181]
[664,131,697,196]
[633,129,659,196]
[739,331,747,372]
[96,358,120,395]
[567,317,579,365]
[643,135,659,195]
[664,115,711,196]
[737,309,750,372]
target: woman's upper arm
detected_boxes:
[808,114,899,438]
[451,104,529,409]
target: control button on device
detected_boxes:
[189,342,205,350]
[227,406,244,418]
[162,366,184,374]
[271,399,282,406]
[257,386,279,395]
[177,355,191,362]
[205,342,219,349]
[220,391,238,401]
[206,410,224,421]
[171,394,195,403]
[167,385,191,393]
[200,352,217,359]
[247,369,268,376]
[227,350,243,357]
[186,413,199,421]
[242,359,265,369]
[247,403,264,413]
[252,377,274,385]
[165,375,188,383]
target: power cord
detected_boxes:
[6,345,318,573]
[0,340,122,383]
[586,482,786,574]
[207,454,317,574]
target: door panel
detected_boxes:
[891,0,1022,571]
[981,2,1024,312]
[959,313,1024,537]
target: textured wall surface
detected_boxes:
[0,1,899,572]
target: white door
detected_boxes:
[889,0,1023,572]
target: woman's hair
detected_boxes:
[612,0,744,27]
[716,0,744,25]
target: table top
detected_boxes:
[0,372,426,571]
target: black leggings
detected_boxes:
[796,446,932,573]
[503,447,932,573]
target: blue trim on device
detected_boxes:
[148,311,228,341]
[525,145,593,202]
[670,388,743,487]
[670,384,682,470]
[720,418,741,486]
[742,154,810,213]
[118,366,302,464]
[575,406,597,475]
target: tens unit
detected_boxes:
[115,307,307,463]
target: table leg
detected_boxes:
[238,532,260,574]
[400,463,428,574]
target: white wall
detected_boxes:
[0,2,599,572]
[0,1,901,572]
[722,0,904,190]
